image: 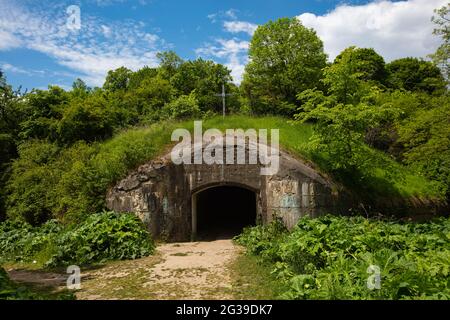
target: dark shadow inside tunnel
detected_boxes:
[194,186,257,241]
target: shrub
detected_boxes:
[46,212,155,267]
[162,93,201,119]
[0,212,155,267]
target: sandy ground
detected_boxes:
[7,239,241,300]
[142,239,239,299]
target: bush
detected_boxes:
[46,212,155,267]
[235,215,450,300]
[0,212,155,267]
[6,141,97,224]
[235,217,287,262]
[162,93,201,119]
[0,219,61,264]
[57,98,115,144]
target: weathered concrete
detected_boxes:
[106,138,349,241]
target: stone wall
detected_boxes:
[106,141,348,241]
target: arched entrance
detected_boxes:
[191,185,257,240]
[107,138,346,242]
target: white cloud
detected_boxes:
[203,9,255,83]
[207,13,218,23]
[0,0,165,87]
[208,9,239,23]
[101,25,112,38]
[0,62,65,80]
[92,0,126,7]
[196,39,249,83]
[298,0,448,62]
[0,30,22,50]
[224,21,258,36]
[225,9,238,20]
[0,63,32,75]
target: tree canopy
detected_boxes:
[334,47,387,84]
[430,3,450,83]
[242,17,327,115]
[386,57,447,94]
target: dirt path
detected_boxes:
[142,240,239,299]
[7,239,242,300]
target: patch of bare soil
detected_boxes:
[143,239,240,299]
[6,269,67,288]
[6,239,241,300]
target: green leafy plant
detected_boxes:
[235,215,450,300]
[46,212,155,267]
[0,212,155,267]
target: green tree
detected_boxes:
[242,17,327,115]
[128,66,158,90]
[19,86,68,141]
[157,51,184,80]
[134,76,175,120]
[430,3,450,83]
[296,50,398,178]
[0,71,24,221]
[71,78,90,97]
[386,57,446,94]
[0,71,23,161]
[295,88,397,176]
[322,49,372,105]
[334,47,387,84]
[6,140,60,225]
[57,93,115,144]
[171,59,234,113]
[103,67,133,92]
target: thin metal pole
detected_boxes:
[222,83,226,119]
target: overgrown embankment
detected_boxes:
[6,115,445,225]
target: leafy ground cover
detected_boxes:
[235,215,450,300]
[0,211,154,268]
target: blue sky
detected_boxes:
[0,0,446,90]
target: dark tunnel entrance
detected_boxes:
[193,186,257,240]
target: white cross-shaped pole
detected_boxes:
[215,83,233,119]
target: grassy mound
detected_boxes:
[6,115,444,224]
[90,114,442,198]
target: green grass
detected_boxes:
[230,253,288,299]
[0,267,75,300]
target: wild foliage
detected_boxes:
[0,212,154,267]
[5,115,439,225]
[236,216,450,300]
[294,43,449,199]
